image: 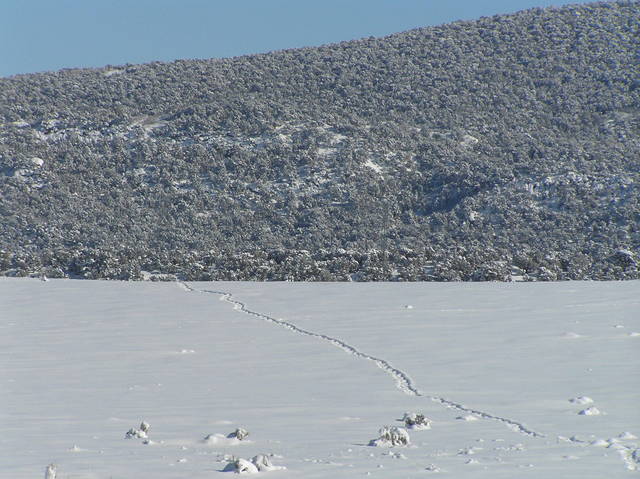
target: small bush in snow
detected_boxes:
[227,427,249,440]
[251,454,285,472]
[223,457,259,474]
[402,412,431,430]
[45,464,57,479]
[578,407,601,416]
[125,421,150,439]
[369,426,410,447]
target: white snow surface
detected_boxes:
[1,279,639,478]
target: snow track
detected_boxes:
[180,282,544,438]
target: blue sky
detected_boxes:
[1,0,594,77]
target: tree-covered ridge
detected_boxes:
[1,1,638,280]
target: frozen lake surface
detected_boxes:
[1,279,639,478]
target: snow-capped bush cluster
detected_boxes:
[125,421,150,440]
[228,428,250,441]
[369,411,435,447]
[369,426,411,447]
[402,412,432,430]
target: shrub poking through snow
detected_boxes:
[251,454,285,472]
[125,421,150,439]
[402,412,432,430]
[223,454,285,474]
[578,407,601,416]
[228,427,250,440]
[369,426,411,447]
[203,429,250,446]
[44,463,57,479]
[224,457,259,474]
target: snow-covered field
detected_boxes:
[1,279,639,478]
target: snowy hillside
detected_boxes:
[1,1,639,281]
[2,278,639,477]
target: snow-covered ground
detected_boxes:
[1,279,638,478]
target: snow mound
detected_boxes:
[456,414,480,422]
[383,451,407,459]
[619,432,638,440]
[224,454,285,474]
[224,457,258,474]
[252,454,286,472]
[563,332,583,339]
[203,428,250,446]
[402,412,431,430]
[228,427,250,440]
[578,407,601,416]
[369,426,410,447]
[203,434,243,446]
[569,396,594,405]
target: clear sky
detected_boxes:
[1,0,594,77]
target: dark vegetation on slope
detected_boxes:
[0,1,639,281]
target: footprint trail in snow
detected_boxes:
[179,282,544,438]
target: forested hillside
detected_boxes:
[1,1,638,280]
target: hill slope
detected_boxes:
[1,1,639,280]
